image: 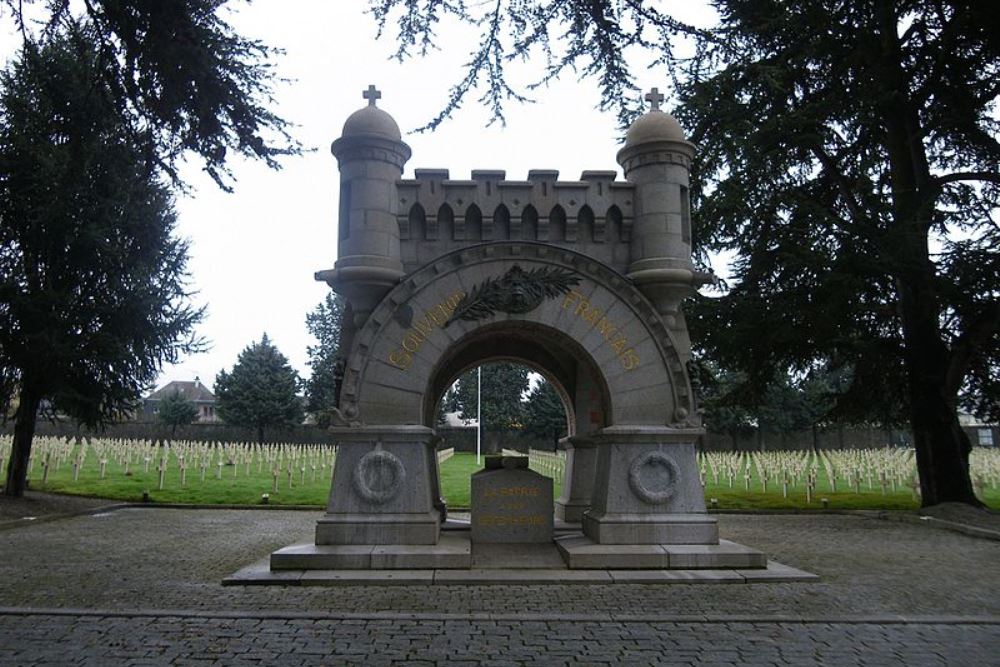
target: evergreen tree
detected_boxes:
[449,363,529,453]
[2,0,299,189]
[214,335,303,442]
[304,293,345,427]
[0,24,203,497]
[694,362,755,452]
[157,390,199,438]
[374,1,1000,507]
[679,1,998,505]
[523,379,568,450]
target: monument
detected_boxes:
[471,456,554,544]
[268,85,774,573]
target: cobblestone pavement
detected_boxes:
[1,508,998,665]
[1,613,996,666]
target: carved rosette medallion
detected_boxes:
[628,451,680,505]
[352,449,406,504]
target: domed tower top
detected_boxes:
[617,87,694,174]
[340,85,403,142]
[623,87,687,147]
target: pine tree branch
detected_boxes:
[934,171,1000,186]
[945,301,1000,398]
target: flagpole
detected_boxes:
[476,365,482,466]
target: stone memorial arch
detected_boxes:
[269,86,767,571]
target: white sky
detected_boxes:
[1,1,721,392]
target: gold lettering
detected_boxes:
[388,350,412,370]
[562,290,581,310]
[597,317,617,342]
[611,335,628,354]
[574,298,590,317]
[621,348,640,370]
[426,307,445,326]
[413,315,435,337]
[388,291,466,371]
[402,332,423,352]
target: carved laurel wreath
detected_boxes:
[445,265,581,327]
[352,449,406,505]
[628,451,680,505]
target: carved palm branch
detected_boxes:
[445,265,580,326]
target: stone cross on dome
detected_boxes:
[644,87,664,112]
[363,84,381,107]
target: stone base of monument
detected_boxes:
[312,426,442,546]
[228,546,818,585]
[554,534,767,570]
[271,533,472,570]
[315,511,441,546]
[266,523,771,573]
[580,512,721,545]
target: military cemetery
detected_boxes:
[2,1,999,664]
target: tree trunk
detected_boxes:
[811,424,819,454]
[898,283,981,506]
[873,0,980,507]
[3,388,42,497]
[256,425,265,444]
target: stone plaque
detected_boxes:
[471,457,554,543]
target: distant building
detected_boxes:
[142,378,219,423]
[959,412,998,448]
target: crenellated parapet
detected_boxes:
[396,169,635,274]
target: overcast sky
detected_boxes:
[2,1,719,393]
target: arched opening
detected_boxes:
[606,205,624,242]
[423,321,611,435]
[578,205,595,243]
[407,203,426,240]
[493,204,511,240]
[433,362,572,452]
[465,204,483,241]
[438,204,455,241]
[429,358,573,511]
[549,205,567,242]
[521,205,539,240]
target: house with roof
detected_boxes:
[141,378,220,423]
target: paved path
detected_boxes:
[1,508,998,665]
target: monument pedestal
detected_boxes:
[314,425,440,546]
[583,426,719,546]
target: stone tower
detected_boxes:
[619,88,707,364]
[320,85,412,346]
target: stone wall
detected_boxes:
[396,170,635,275]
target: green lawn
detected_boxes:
[14,447,999,510]
[19,451,558,509]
